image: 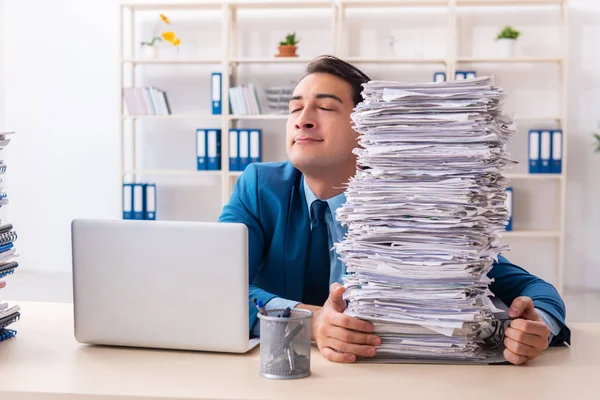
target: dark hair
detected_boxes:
[303,55,371,107]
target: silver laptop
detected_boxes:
[71,219,258,353]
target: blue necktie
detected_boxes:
[303,200,331,306]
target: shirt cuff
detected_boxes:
[251,297,302,337]
[535,307,561,343]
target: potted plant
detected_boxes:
[140,14,181,59]
[276,32,299,57]
[496,25,520,58]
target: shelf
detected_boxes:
[341,0,449,7]
[500,230,561,238]
[344,57,447,64]
[123,170,223,176]
[457,0,563,6]
[229,114,288,120]
[230,58,315,64]
[122,115,222,120]
[457,57,563,63]
[228,0,333,9]
[121,2,222,11]
[514,116,562,122]
[229,171,244,177]
[504,173,563,180]
[122,59,222,65]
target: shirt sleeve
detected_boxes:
[535,307,561,343]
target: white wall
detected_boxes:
[2,0,599,289]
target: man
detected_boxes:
[219,55,570,364]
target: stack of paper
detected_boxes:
[0,131,20,344]
[335,77,516,363]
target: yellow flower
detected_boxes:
[160,14,171,24]
[172,38,181,46]
[162,31,175,43]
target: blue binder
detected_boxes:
[540,130,552,173]
[238,129,250,170]
[144,183,157,220]
[505,187,513,231]
[122,183,134,220]
[465,71,476,79]
[206,129,221,171]
[551,129,563,174]
[132,183,145,220]
[433,72,446,83]
[196,129,207,171]
[229,129,240,171]
[455,71,466,80]
[528,130,540,173]
[249,129,262,164]
[211,72,222,115]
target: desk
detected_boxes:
[0,302,596,400]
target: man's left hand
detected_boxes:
[503,296,551,365]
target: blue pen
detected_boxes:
[281,307,291,318]
[254,298,267,316]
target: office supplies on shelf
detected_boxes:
[206,129,222,171]
[540,130,552,173]
[132,183,145,220]
[455,71,476,80]
[250,129,262,164]
[123,87,171,116]
[196,129,208,171]
[528,130,541,173]
[238,130,250,171]
[336,77,514,364]
[122,183,134,219]
[505,187,513,231]
[144,184,157,221]
[229,83,262,115]
[211,72,222,115]
[229,129,240,172]
[551,129,563,174]
[433,72,446,83]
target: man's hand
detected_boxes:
[504,296,551,365]
[308,283,381,363]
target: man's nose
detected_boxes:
[295,109,317,131]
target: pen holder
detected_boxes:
[257,308,313,380]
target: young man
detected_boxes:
[219,55,570,364]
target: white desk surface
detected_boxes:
[0,301,596,400]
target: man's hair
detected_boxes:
[304,55,371,107]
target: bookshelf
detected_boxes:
[119,0,569,292]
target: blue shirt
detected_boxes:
[257,177,560,341]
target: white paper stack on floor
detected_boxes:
[335,77,516,364]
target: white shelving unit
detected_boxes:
[119,0,568,292]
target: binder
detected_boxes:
[250,129,262,164]
[238,130,250,170]
[551,129,563,174]
[528,130,540,173]
[505,187,513,231]
[144,184,157,220]
[196,129,207,171]
[229,129,240,171]
[433,72,446,83]
[211,72,222,115]
[206,129,221,171]
[133,183,145,220]
[122,183,134,219]
[465,71,476,79]
[455,71,466,80]
[0,230,17,246]
[540,130,552,173]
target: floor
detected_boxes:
[2,270,599,323]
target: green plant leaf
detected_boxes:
[497,25,520,40]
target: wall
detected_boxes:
[2,0,599,289]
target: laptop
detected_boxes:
[71,219,259,353]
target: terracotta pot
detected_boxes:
[276,45,298,57]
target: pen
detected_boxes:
[253,298,267,316]
[281,307,291,318]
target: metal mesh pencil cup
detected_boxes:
[257,308,313,379]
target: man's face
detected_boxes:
[286,73,359,173]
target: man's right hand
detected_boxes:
[308,282,381,363]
